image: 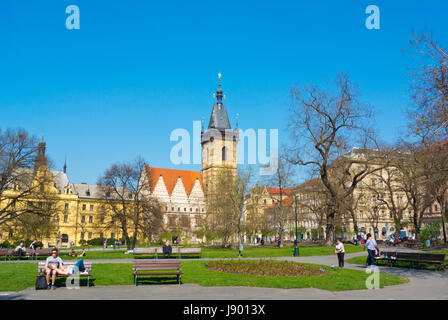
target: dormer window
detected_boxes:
[86,190,90,196]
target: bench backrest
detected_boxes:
[418,253,445,262]
[179,248,201,254]
[396,252,419,259]
[34,250,53,255]
[38,261,92,273]
[133,248,157,254]
[132,260,180,271]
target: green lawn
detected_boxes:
[0,260,407,292]
[5,245,365,261]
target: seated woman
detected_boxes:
[78,248,86,257]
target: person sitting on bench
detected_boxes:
[45,248,87,290]
[163,241,172,258]
[14,243,26,258]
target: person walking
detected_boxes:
[335,238,345,268]
[365,233,378,266]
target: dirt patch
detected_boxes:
[205,260,333,276]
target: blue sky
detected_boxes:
[1,0,447,184]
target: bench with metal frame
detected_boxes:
[132,260,182,285]
[37,261,93,287]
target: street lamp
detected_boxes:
[294,194,300,256]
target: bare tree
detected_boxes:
[205,168,252,246]
[421,140,448,242]
[97,158,163,249]
[394,143,434,240]
[0,129,60,243]
[408,31,448,140]
[264,153,296,241]
[289,73,379,245]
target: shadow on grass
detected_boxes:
[50,277,95,288]
[135,276,181,286]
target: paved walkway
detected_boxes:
[1,250,447,300]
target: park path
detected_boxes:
[1,249,447,300]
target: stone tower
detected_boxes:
[201,73,238,193]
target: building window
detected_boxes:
[82,204,86,211]
[88,232,92,239]
[196,208,199,212]
[100,216,105,224]
[178,208,180,212]
[65,203,69,210]
[100,233,103,239]
[81,216,85,223]
[80,232,85,240]
[111,233,115,239]
[89,216,93,223]
[184,208,186,212]
[64,215,68,223]
[222,146,226,161]
[90,205,94,211]
[190,208,192,212]
[172,207,174,211]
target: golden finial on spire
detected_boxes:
[218,72,221,80]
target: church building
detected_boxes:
[143,74,238,242]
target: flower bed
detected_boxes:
[205,260,333,276]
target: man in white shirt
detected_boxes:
[335,239,345,268]
[365,233,378,266]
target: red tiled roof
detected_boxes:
[266,195,294,209]
[267,187,293,195]
[146,167,203,196]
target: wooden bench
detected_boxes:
[132,260,182,285]
[376,251,446,270]
[133,247,202,259]
[133,247,160,258]
[38,261,93,287]
[179,248,201,258]
[32,249,53,260]
[0,249,9,260]
[405,240,419,248]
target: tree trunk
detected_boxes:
[324,205,336,246]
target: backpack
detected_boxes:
[35,275,47,290]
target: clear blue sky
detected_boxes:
[1,0,447,184]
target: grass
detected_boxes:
[0,260,407,292]
[5,245,365,261]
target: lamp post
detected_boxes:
[293,194,300,256]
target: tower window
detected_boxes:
[222,147,226,161]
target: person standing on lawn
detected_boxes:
[365,233,378,266]
[335,238,345,268]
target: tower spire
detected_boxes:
[63,154,67,174]
[208,73,231,131]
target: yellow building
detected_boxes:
[0,139,125,247]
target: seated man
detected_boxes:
[14,243,26,258]
[162,241,172,258]
[45,248,87,290]
[68,249,76,257]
